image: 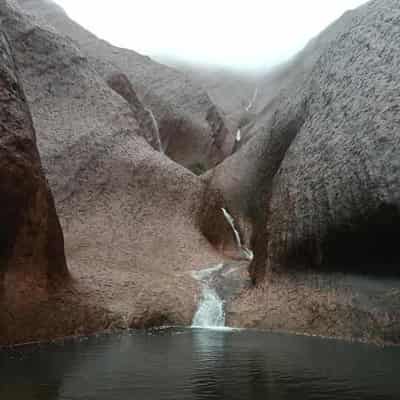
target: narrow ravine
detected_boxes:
[191,209,254,329]
[234,87,258,150]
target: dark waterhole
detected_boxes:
[0,328,399,399]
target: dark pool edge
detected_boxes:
[1,323,398,351]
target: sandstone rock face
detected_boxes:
[1,0,399,346]
[0,28,67,290]
[0,0,230,344]
[0,27,70,340]
[17,0,231,172]
[215,0,400,278]
[105,72,162,152]
[211,0,400,342]
[260,0,400,278]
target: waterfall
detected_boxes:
[191,264,225,328]
[221,208,254,261]
[245,87,259,112]
[145,107,164,153]
[236,128,241,142]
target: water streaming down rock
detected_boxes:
[145,107,164,153]
[221,208,254,261]
[245,87,258,112]
[236,128,241,142]
[191,264,225,328]
[191,210,254,328]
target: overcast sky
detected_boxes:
[54,0,369,71]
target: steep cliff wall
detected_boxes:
[0,27,71,343]
[212,0,400,342]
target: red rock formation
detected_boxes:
[0,29,68,292]
[0,28,71,342]
[0,0,233,344]
[213,0,400,343]
[18,0,231,172]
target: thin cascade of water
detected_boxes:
[245,87,259,112]
[192,287,225,328]
[222,208,242,248]
[191,209,254,329]
[236,128,241,142]
[146,107,164,153]
[192,264,225,281]
[191,264,225,329]
[221,208,254,261]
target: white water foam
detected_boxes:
[191,264,226,329]
[192,287,225,328]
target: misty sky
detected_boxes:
[54,0,369,71]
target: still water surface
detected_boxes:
[0,328,399,400]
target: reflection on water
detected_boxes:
[0,328,399,400]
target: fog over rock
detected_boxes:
[18,0,232,172]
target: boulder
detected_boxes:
[0,28,67,296]
[0,27,71,342]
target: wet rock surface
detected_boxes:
[212,262,252,304]
[229,271,400,344]
[0,28,75,343]
[0,29,67,281]
[263,0,400,277]
[0,0,232,344]
[17,0,231,172]
[106,72,163,152]
[210,0,400,342]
